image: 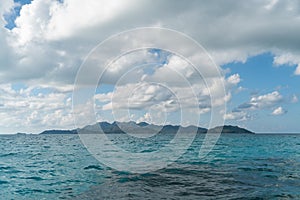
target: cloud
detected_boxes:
[273,53,300,75]
[0,0,15,72]
[99,49,167,85]
[228,90,293,120]
[227,74,241,86]
[294,64,300,75]
[224,110,251,121]
[250,91,283,108]
[237,91,283,111]
[93,50,240,118]
[291,94,298,103]
[0,83,74,133]
[0,0,299,86]
[98,82,178,112]
[271,106,287,115]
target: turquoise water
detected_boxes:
[0,134,299,199]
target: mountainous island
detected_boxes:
[39,121,254,135]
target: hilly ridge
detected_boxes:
[40,121,254,135]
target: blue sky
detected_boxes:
[3,0,32,29]
[0,0,300,133]
[223,53,300,132]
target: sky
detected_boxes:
[0,0,300,133]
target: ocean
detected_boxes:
[0,134,299,199]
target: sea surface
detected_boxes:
[0,133,299,199]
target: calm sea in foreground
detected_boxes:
[0,134,299,199]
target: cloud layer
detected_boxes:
[0,0,299,132]
[1,0,300,85]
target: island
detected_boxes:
[39,121,254,135]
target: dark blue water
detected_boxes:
[0,134,299,199]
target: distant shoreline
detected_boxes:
[2,122,300,135]
[38,121,254,135]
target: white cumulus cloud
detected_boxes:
[272,106,287,115]
[238,91,283,110]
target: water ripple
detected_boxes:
[0,134,299,199]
